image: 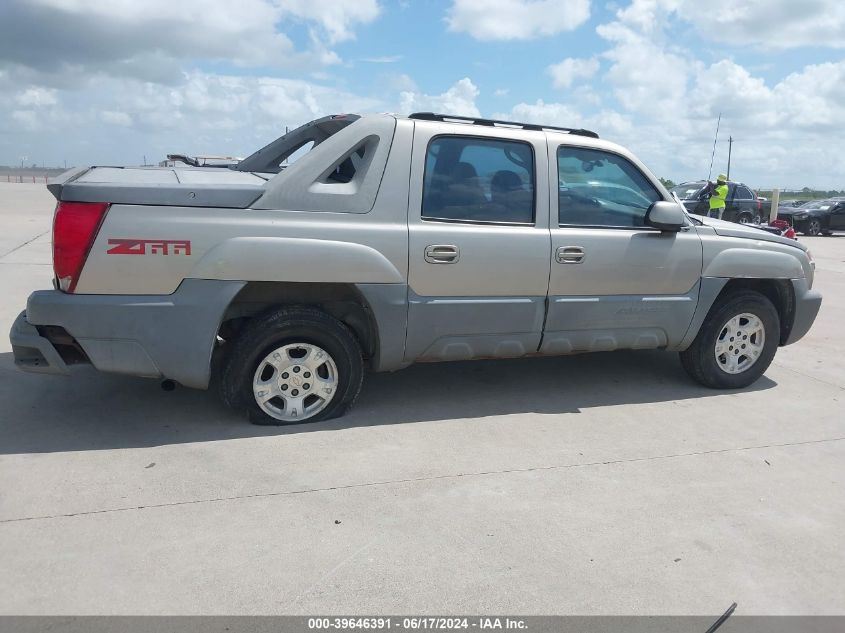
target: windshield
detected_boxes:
[670,184,704,200]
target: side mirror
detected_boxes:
[646,201,686,232]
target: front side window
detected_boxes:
[422,136,535,224]
[557,146,661,227]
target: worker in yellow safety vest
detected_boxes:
[708,174,728,219]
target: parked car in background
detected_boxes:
[670,180,763,224]
[159,154,242,168]
[779,199,808,209]
[759,219,797,240]
[777,198,845,235]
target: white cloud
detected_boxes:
[547,57,600,89]
[446,0,590,41]
[596,19,691,120]
[15,87,58,107]
[383,73,418,93]
[498,100,633,138]
[360,55,403,64]
[400,78,481,117]
[277,0,380,44]
[101,111,133,127]
[0,72,384,165]
[494,88,510,97]
[615,0,845,50]
[0,0,380,89]
[544,1,845,187]
[12,110,40,131]
[677,0,845,50]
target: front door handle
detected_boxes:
[556,246,585,264]
[425,244,460,264]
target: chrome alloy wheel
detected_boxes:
[714,313,766,375]
[252,343,339,422]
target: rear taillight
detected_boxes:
[52,201,109,292]
[757,199,762,211]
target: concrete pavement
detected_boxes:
[0,182,842,615]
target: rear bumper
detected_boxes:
[785,278,822,345]
[10,312,71,375]
[9,279,245,389]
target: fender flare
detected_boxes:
[702,248,804,280]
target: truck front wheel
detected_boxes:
[220,307,364,425]
[680,291,780,389]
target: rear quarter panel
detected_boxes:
[75,119,414,295]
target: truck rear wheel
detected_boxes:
[679,291,779,389]
[220,307,364,425]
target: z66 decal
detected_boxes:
[107,239,191,256]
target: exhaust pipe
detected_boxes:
[160,379,177,392]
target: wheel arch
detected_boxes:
[217,281,380,366]
[682,278,796,350]
[715,279,796,345]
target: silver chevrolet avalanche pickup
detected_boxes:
[10,112,822,424]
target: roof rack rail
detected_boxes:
[408,112,599,139]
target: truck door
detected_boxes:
[543,140,703,354]
[404,126,551,361]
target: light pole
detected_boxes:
[726,136,733,180]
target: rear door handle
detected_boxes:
[425,244,460,264]
[556,246,585,264]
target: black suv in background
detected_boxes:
[670,181,763,224]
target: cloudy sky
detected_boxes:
[1,0,843,188]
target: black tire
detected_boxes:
[220,306,364,425]
[738,212,753,225]
[679,291,780,389]
[804,219,822,236]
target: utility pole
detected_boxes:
[726,136,733,180]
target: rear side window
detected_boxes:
[735,185,754,200]
[422,136,535,224]
[557,146,661,227]
[324,143,367,184]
